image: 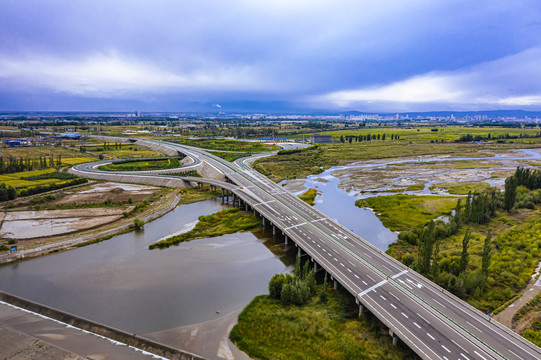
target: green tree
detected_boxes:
[431,241,441,282]
[459,230,471,273]
[481,231,492,275]
[504,176,517,211]
[417,221,435,276]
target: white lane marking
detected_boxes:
[347,260,356,267]
[452,340,465,352]
[253,200,275,206]
[391,269,408,279]
[310,218,326,223]
[365,253,372,258]
[390,303,397,309]
[340,262,345,267]
[322,248,326,252]
[431,297,447,308]
[358,279,387,297]
[460,353,470,360]
[416,312,431,324]
[466,321,483,333]
[399,279,413,290]
[333,257,338,262]
[284,222,307,230]
[332,249,339,254]
[441,345,451,353]
[311,240,315,243]
[316,244,321,248]
[362,280,367,285]
[389,292,400,301]
[427,333,435,340]
[413,322,421,329]
[354,274,360,279]
[401,312,408,318]
[380,295,387,301]
[367,275,376,282]
[508,349,523,360]
[474,351,487,360]
[347,268,352,273]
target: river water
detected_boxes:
[0,199,295,334]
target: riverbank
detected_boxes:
[147,310,251,360]
[0,187,180,264]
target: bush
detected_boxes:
[133,218,144,231]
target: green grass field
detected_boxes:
[298,188,317,205]
[230,288,417,360]
[356,195,457,231]
[99,158,180,171]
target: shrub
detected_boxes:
[133,218,144,231]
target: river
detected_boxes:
[0,198,295,334]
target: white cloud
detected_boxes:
[0,53,266,96]
[312,48,541,110]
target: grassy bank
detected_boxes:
[355,195,457,231]
[230,288,417,360]
[298,188,317,205]
[149,207,260,249]
[177,188,221,205]
[176,138,279,152]
[99,157,181,171]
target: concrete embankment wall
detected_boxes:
[0,291,207,360]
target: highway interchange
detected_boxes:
[73,137,541,360]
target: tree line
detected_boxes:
[0,155,62,175]
[457,132,541,142]
[339,133,400,143]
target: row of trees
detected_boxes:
[504,167,541,211]
[457,132,541,142]
[0,155,62,174]
[339,134,401,143]
[400,188,501,299]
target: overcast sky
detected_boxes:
[1,1,541,113]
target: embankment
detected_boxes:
[0,291,207,360]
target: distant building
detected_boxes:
[309,134,333,143]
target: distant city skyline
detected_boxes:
[1,1,541,113]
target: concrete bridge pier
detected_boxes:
[284,235,288,245]
[272,224,276,235]
[389,330,398,346]
[262,217,266,227]
[358,303,365,316]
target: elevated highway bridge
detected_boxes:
[71,137,541,360]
